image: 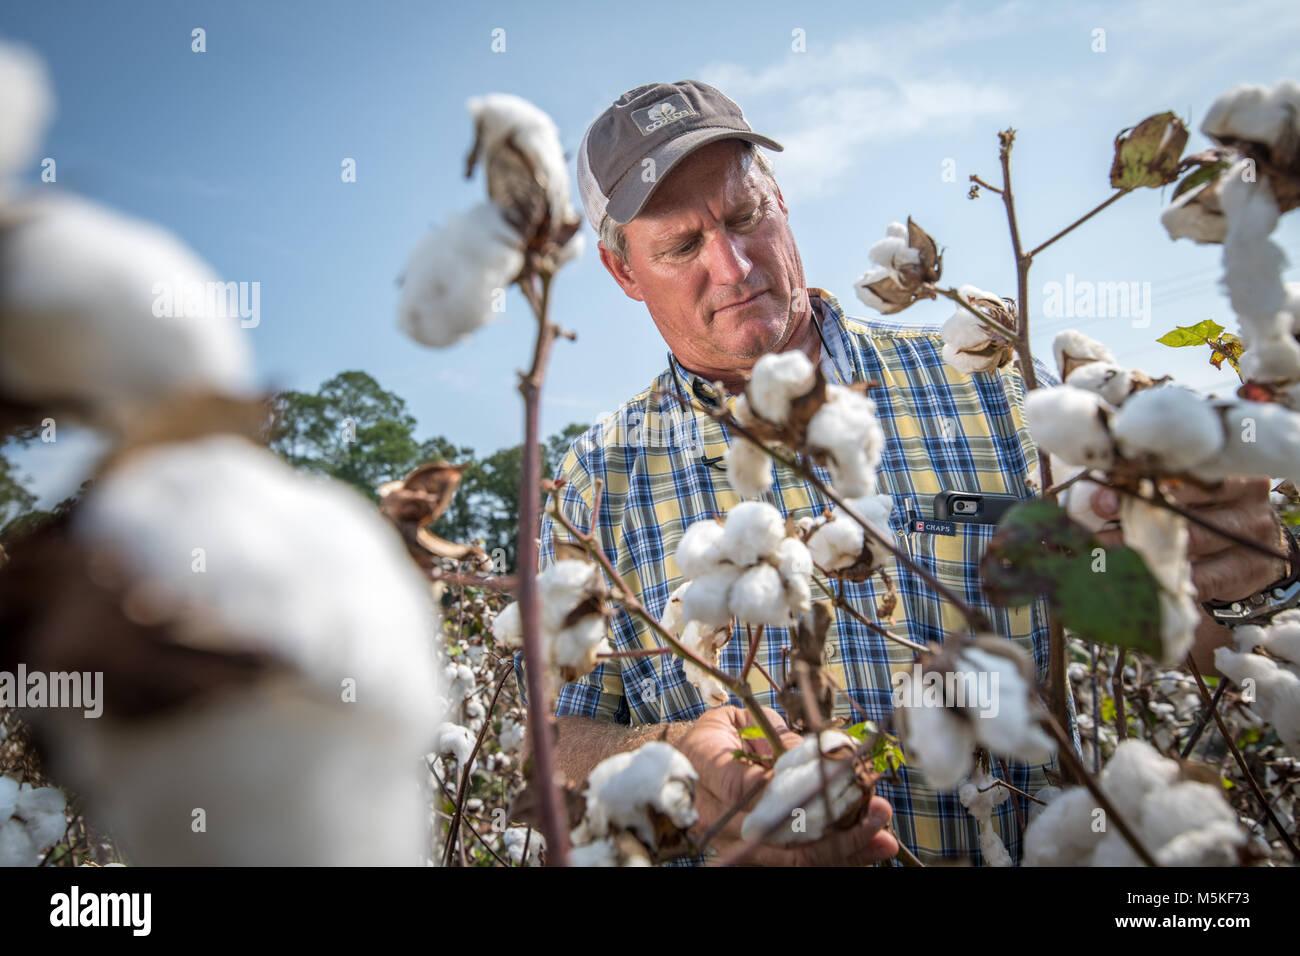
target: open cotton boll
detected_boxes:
[854,266,897,312]
[1139,781,1240,852]
[897,702,976,791]
[501,826,545,865]
[1052,329,1116,381]
[1119,483,1199,665]
[725,435,774,499]
[748,349,816,425]
[1161,177,1228,244]
[1099,739,1181,819]
[1110,385,1224,472]
[466,93,573,225]
[681,565,741,629]
[399,202,525,349]
[775,536,813,615]
[659,581,690,636]
[867,226,920,271]
[941,288,1010,374]
[729,562,790,625]
[499,717,526,754]
[1189,399,1300,484]
[675,518,727,579]
[0,40,53,188]
[0,780,67,867]
[719,500,786,566]
[740,731,864,844]
[537,559,603,637]
[1213,646,1300,752]
[1065,361,1135,407]
[806,494,894,572]
[1202,81,1300,158]
[434,722,477,766]
[959,647,1055,764]
[1023,386,1115,470]
[805,385,885,497]
[491,601,522,650]
[577,741,698,850]
[552,616,611,676]
[959,766,1013,867]
[679,619,731,707]
[73,434,442,730]
[1155,820,1248,867]
[0,195,256,411]
[1023,786,1105,866]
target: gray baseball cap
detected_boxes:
[576,79,783,233]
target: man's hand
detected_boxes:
[1089,475,1291,668]
[676,705,898,865]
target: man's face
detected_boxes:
[599,140,808,380]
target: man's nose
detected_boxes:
[700,230,752,287]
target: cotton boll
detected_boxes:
[435,722,477,766]
[466,93,573,226]
[1110,385,1224,472]
[854,266,897,312]
[1189,400,1300,484]
[659,581,689,635]
[1202,82,1300,158]
[1052,329,1117,381]
[1023,786,1105,866]
[959,647,1055,764]
[740,731,865,844]
[897,703,976,791]
[552,616,610,676]
[491,601,522,650]
[1024,386,1116,470]
[676,518,727,579]
[0,195,256,411]
[1161,178,1228,244]
[578,741,698,850]
[499,717,526,754]
[807,515,866,571]
[941,294,1011,375]
[867,230,920,271]
[719,500,786,566]
[1118,482,1200,665]
[1090,830,1145,867]
[1155,820,1247,866]
[775,536,813,615]
[1214,646,1300,752]
[0,40,53,187]
[1139,780,1239,851]
[501,826,545,865]
[537,559,603,636]
[1219,162,1290,361]
[959,766,1013,867]
[729,562,790,625]
[805,386,885,497]
[398,202,526,349]
[680,566,741,630]
[1099,739,1181,819]
[1065,362,1135,407]
[748,349,816,425]
[725,435,774,499]
[0,781,67,867]
[1026,785,1062,825]
[679,619,731,707]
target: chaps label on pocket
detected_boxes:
[912,518,956,536]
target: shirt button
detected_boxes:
[826,644,838,660]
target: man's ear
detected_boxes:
[598,242,645,303]
[773,180,788,218]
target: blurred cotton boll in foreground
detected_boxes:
[6,434,443,865]
[398,202,526,348]
[0,776,68,867]
[0,194,256,418]
[0,38,53,192]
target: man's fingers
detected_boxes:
[1165,475,1270,507]
[1182,503,1281,559]
[1191,546,1289,604]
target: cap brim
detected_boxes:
[604,127,784,225]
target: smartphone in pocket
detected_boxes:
[933,490,1024,525]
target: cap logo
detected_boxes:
[632,94,697,136]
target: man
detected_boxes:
[516,79,1296,866]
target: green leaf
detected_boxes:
[1221,776,1235,790]
[739,726,767,740]
[1156,319,1224,347]
[844,720,879,741]
[1101,696,1116,722]
[1172,159,1231,200]
[981,500,1096,607]
[1055,547,1163,655]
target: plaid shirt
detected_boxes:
[515,287,1080,866]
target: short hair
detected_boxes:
[598,140,777,263]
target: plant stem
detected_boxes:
[1026,189,1132,260]
[515,270,570,866]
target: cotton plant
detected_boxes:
[568,741,699,866]
[958,764,1013,867]
[6,433,444,865]
[0,776,68,867]
[399,93,583,350]
[939,286,1017,375]
[894,636,1056,791]
[1023,739,1249,866]
[1213,609,1300,754]
[739,730,877,844]
[853,219,942,314]
[492,558,611,701]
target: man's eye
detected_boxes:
[735,206,763,227]
[674,238,699,256]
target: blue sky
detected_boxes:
[5,0,1300,504]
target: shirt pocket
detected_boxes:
[903,507,1048,685]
